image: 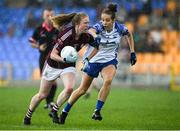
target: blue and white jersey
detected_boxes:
[86,21,129,63]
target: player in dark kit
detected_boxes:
[29,9,59,109]
[24,12,99,125]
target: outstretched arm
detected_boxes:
[87,47,98,60]
[124,32,137,65]
[88,28,98,38]
[86,28,100,60]
[125,32,135,53]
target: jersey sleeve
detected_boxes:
[29,28,39,43]
[91,21,104,34]
[38,36,47,45]
[88,34,99,49]
[115,21,130,36]
[29,27,46,45]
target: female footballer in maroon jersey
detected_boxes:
[24,12,98,125]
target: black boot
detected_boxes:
[92,110,102,121]
[59,111,68,124]
[23,117,31,125]
[49,110,60,124]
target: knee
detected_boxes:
[52,82,57,88]
[37,93,48,100]
[78,87,87,95]
[104,79,113,87]
[65,87,73,95]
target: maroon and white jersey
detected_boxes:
[47,26,96,69]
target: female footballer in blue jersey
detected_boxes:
[59,3,137,124]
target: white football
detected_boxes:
[61,46,78,63]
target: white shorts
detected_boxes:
[42,64,76,81]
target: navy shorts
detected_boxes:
[83,59,118,78]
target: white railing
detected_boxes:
[113,63,171,87]
[0,62,172,88]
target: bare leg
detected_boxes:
[59,73,94,124]
[84,83,93,99]
[85,78,100,96]
[56,72,76,107]
[98,65,116,102]
[93,78,101,91]
[24,78,55,125]
[68,73,93,105]
[92,65,116,121]
[45,81,57,108]
[29,78,54,111]
[50,72,76,124]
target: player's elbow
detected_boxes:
[50,52,55,60]
[65,88,73,95]
[37,93,48,100]
[50,50,57,60]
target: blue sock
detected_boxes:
[95,100,104,111]
[63,103,72,113]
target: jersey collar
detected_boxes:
[42,22,53,32]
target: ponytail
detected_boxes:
[51,13,77,29]
[107,3,117,12]
[102,3,117,20]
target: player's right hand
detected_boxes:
[95,36,101,44]
[81,58,89,71]
[39,44,47,51]
[63,56,75,63]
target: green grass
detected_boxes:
[0,86,180,130]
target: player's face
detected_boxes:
[101,13,114,31]
[77,16,89,33]
[43,10,55,25]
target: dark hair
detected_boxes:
[44,7,53,11]
[102,3,117,20]
[51,12,88,28]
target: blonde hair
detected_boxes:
[51,13,76,29]
[51,12,88,29]
[72,12,88,26]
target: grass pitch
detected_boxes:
[0,86,180,130]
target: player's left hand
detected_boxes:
[130,52,137,66]
[81,58,89,71]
